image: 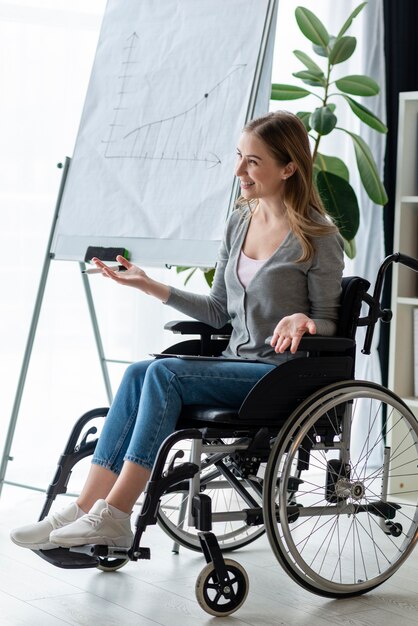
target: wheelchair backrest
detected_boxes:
[337,276,370,339]
[238,276,371,424]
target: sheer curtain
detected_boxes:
[273,0,386,376]
[273,0,386,462]
[0,1,385,491]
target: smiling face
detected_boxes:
[235,131,294,204]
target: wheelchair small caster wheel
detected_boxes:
[385,521,403,538]
[97,556,130,572]
[195,558,249,616]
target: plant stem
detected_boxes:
[312,57,332,163]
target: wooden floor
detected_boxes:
[1,485,417,626]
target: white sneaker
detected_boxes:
[10,502,84,550]
[49,499,133,548]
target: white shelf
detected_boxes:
[403,396,418,407]
[388,92,418,402]
[397,297,418,305]
[388,93,418,494]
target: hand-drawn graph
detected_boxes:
[102,32,246,168]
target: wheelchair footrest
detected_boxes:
[69,543,152,561]
[70,544,129,559]
[33,547,99,569]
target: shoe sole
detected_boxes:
[50,535,133,548]
[10,536,57,551]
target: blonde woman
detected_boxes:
[11,111,344,550]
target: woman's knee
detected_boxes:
[113,359,154,399]
[143,358,176,379]
[122,359,153,383]
[121,358,176,392]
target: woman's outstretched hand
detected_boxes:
[92,255,149,288]
[92,255,170,302]
[270,313,316,354]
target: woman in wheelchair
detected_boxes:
[11,110,344,551]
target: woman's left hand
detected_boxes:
[270,313,316,354]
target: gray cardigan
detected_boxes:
[166,208,344,364]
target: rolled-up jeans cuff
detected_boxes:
[123,454,154,472]
[91,457,122,476]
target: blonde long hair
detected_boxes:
[237,110,337,262]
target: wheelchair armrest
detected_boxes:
[296,336,355,352]
[164,320,232,337]
[266,335,355,353]
[164,323,353,351]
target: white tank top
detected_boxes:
[237,249,267,288]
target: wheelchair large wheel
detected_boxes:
[157,436,267,552]
[263,381,418,598]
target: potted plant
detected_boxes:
[271,1,387,257]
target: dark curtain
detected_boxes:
[380,1,418,385]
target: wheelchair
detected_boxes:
[32,253,418,617]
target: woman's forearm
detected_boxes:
[143,277,171,303]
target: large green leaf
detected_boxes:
[310,106,337,135]
[329,36,356,65]
[314,152,350,182]
[271,83,310,100]
[292,70,325,86]
[316,171,359,239]
[204,268,215,288]
[337,2,367,38]
[313,36,336,58]
[343,96,388,133]
[293,49,323,73]
[335,75,379,96]
[343,237,357,259]
[345,131,388,204]
[295,6,330,47]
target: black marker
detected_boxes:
[82,265,127,274]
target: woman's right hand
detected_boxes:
[92,255,170,302]
[270,313,316,354]
[92,255,149,289]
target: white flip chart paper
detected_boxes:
[52,0,274,266]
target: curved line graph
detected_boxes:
[102,35,246,167]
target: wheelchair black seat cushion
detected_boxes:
[177,355,353,428]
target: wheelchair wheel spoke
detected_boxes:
[264,382,418,596]
[157,437,266,551]
[206,582,218,590]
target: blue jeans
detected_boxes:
[92,357,275,473]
